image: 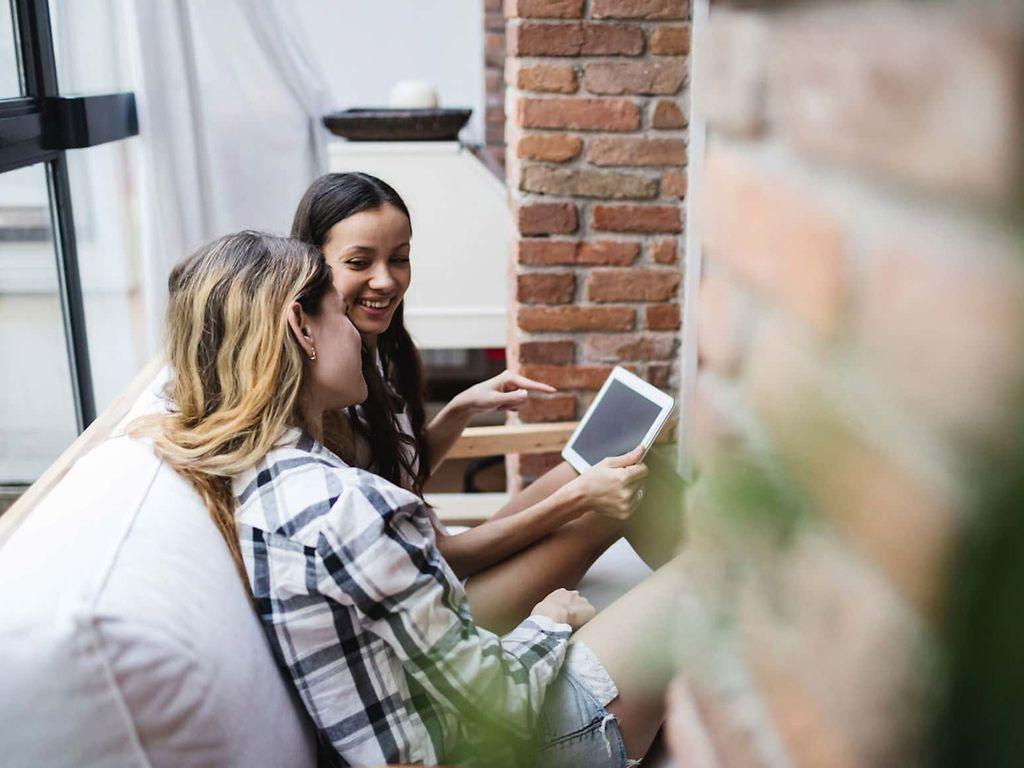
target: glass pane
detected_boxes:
[50,0,133,95]
[66,137,147,411]
[0,164,78,483]
[0,0,23,98]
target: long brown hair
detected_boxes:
[291,172,431,497]
[131,231,334,585]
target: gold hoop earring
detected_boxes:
[308,346,317,361]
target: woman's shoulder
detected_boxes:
[233,429,423,546]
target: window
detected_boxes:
[0,0,137,483]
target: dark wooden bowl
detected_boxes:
[322,108,472,142]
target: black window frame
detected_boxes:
[0,0,138,429]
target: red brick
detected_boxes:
[591,0,686,20]
[485,32,507,69]
[592,204,682,233]
[702,147,845,335]
[519,305,636,332]
[578,241,640,266]
[522,364,615,390]
[584,60,686,95]
[698,8,768,137]
[518,239,641,266]
[517,202,578,234]
[509,22,583,56]
[485,12,506,33]
[771,4,1021,200]
[486,122,506,145]
[662,170,687,198]
[517,272,576,304]
[584,333,677,361]
[581,23,645,56]
[519,339,575,365]
[508,22,644,57]
[518,97,641,131]
[646,303,681,330]
[519,451,564,480]
[505,0,584,18]
[697,274,745,375]
[859,240,1024,441]
[651,238,678,264]
[745,316,960,614]
[650,24,691,55]
[515,63,578,94]
[517,133,583,162]
[651,99,687,129]
[485,69,504,95]
[588,267,681,302]
[587,137,687,167]
[521,165,659,199]
[519,393,578,422]
[646,363,673,389]
[733,527,928,766]
[518,240,579,265]
[485,104,504,128]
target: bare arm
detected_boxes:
[424,370,557,473]
[435,483,587,578]
[435,447,648,579]
[424,398,475,474]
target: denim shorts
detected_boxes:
[536,641,637,768]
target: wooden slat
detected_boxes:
[448,421,578,458]
[0,355,164,551]
[425,492,506,528]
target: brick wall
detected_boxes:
[484,0,508,169]
[505,0,692,488]
[668,1,1024,765]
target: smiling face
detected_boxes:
[321,204,412,343]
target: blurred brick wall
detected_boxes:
[670,1,1024,766]
[484,0,508,169]
[504,0,692,488]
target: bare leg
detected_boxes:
[491,452,686,568]
[464,451,686,632]
[465,511,625,634]
[570,557,683,762]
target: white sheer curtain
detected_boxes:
[132,0,331,351]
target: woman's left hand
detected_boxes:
[451,370,557,415]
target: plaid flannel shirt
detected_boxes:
[233,428,571,766]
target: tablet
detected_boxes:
[561,366,676,474]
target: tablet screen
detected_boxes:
[571,379,664,465]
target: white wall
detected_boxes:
[292,0,486,145]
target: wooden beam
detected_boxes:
[447,422,578,458]
[0,355,164,551]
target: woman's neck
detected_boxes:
[299,398,325,443]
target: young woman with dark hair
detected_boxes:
[291,172,682,634]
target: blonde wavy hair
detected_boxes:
[131,231,334,586]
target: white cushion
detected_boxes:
[0,434,316,767]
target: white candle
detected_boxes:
[389,80,439,109]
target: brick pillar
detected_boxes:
[505,0,691,488]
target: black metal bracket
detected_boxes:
[42,93,138,151]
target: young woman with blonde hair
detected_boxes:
[137,230,681,766]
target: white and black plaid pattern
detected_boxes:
[233,428,571,766]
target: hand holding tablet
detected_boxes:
[561,366,676,475]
